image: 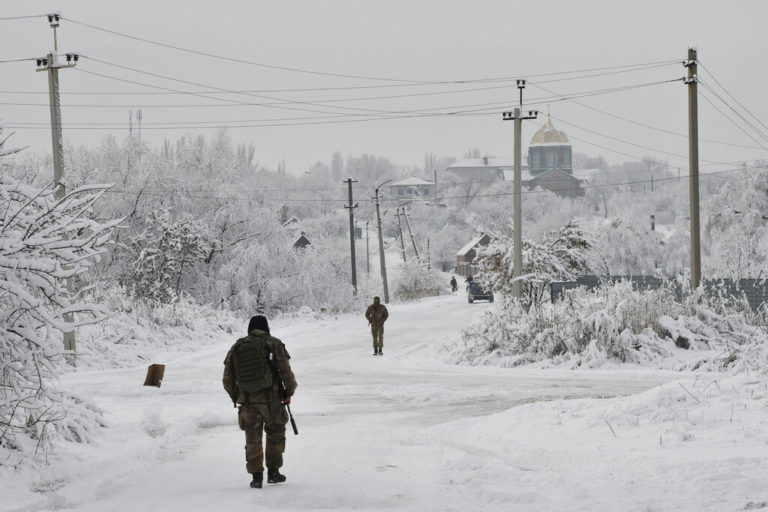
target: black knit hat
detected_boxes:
[248,315,270,334]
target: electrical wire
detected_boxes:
[698,61,768,134]
[79,60,396,117]
[529,81,765,151]
[0,57,39,64]
[62,16,680,85]
[0,14,48,21]
[546,113,736,166]
[698,88,768,151]
[699,81,768,145]
[4,78,684,129]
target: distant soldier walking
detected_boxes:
[223,315,298,489]
[450,276,458,294]
[365,296,389,356]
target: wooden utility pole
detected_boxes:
[344,178,359,294]
[402,206,421,264]
[365,221,370,275]
[685,48,701,289]
[502,80,538,299]
[396,207,407,263]
[36,13,77,351]
[374,181,391,303]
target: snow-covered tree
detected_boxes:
[476,221,598,308]
[122,208,210,304]
[0,126,120,460]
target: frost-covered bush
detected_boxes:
[459,280,768,372]
[121,208,210,304]
[0,169,119,464]
[475,221,597,308]
[392,260,444,300]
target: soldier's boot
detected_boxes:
[250,472,263,489]
[373,348,378,356]
[267,468,287,484]
[379,349,383,356]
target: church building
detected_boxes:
[524,116,583,197]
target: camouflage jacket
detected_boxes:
[222,329,297,405]
[365,303,389,326]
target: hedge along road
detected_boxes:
[19,293,670,512]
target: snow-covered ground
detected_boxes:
[3,294,768,511]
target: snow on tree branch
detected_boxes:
[0,164,119,464]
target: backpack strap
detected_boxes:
[233,339,250,404]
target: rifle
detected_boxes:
[271,359,299,436]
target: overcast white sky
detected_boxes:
[2,0,767,174]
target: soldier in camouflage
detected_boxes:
[223,315,298,489]
[365,296,389,356]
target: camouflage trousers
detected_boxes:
[371,324,384,349]
[238,403,288,474]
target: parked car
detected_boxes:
[467,281,493,303]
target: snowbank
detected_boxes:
[454,282,768,374]
[434,375,768,510]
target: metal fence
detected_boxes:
[550,275,768,312]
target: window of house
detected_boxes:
[545,151,557,168]
[531,151,541,169]
[563,150,572,167]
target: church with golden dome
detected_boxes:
[444,114,587,197]
[528,116,572,173]
[523,116,582,196]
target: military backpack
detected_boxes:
[232,334,274,393]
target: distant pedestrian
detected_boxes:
[365,296,389,356]
[223,315,298,489]
[450,276,458,294]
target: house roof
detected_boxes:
[456,234,489,257]
[282,215,300,227]
[449,158,515,169]
[293,234,311,248]
[389,177,435,187]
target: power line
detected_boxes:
[79,60,392,117]
[698,81,768,145]
[698,88,768,151]
[547,113,737,166]
[0,61,679,98]
[698,61,768,134]
[529,81,764,151]
[0,57,39,64]
[5,78,684,131]
[0,14,48,21]
[62,16,680,85]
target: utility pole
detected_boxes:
[684,48,701,290]
[36,13,78,351]
[396,207,407,262]
[344,178,359,294]
[433,169,438,202]
[365,221,370,275]
[502,80,538,299]
[374,180,391,303]
[402,206,421,263]
[427,238,431,270]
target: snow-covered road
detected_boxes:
[9,294,761,512]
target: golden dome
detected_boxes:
[530,116,569,145]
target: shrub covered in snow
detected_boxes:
[0,173,120,465]
[458,279,768,372]
[392,260,444,300]
[121,208,210,304]
[474,221,598,308]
